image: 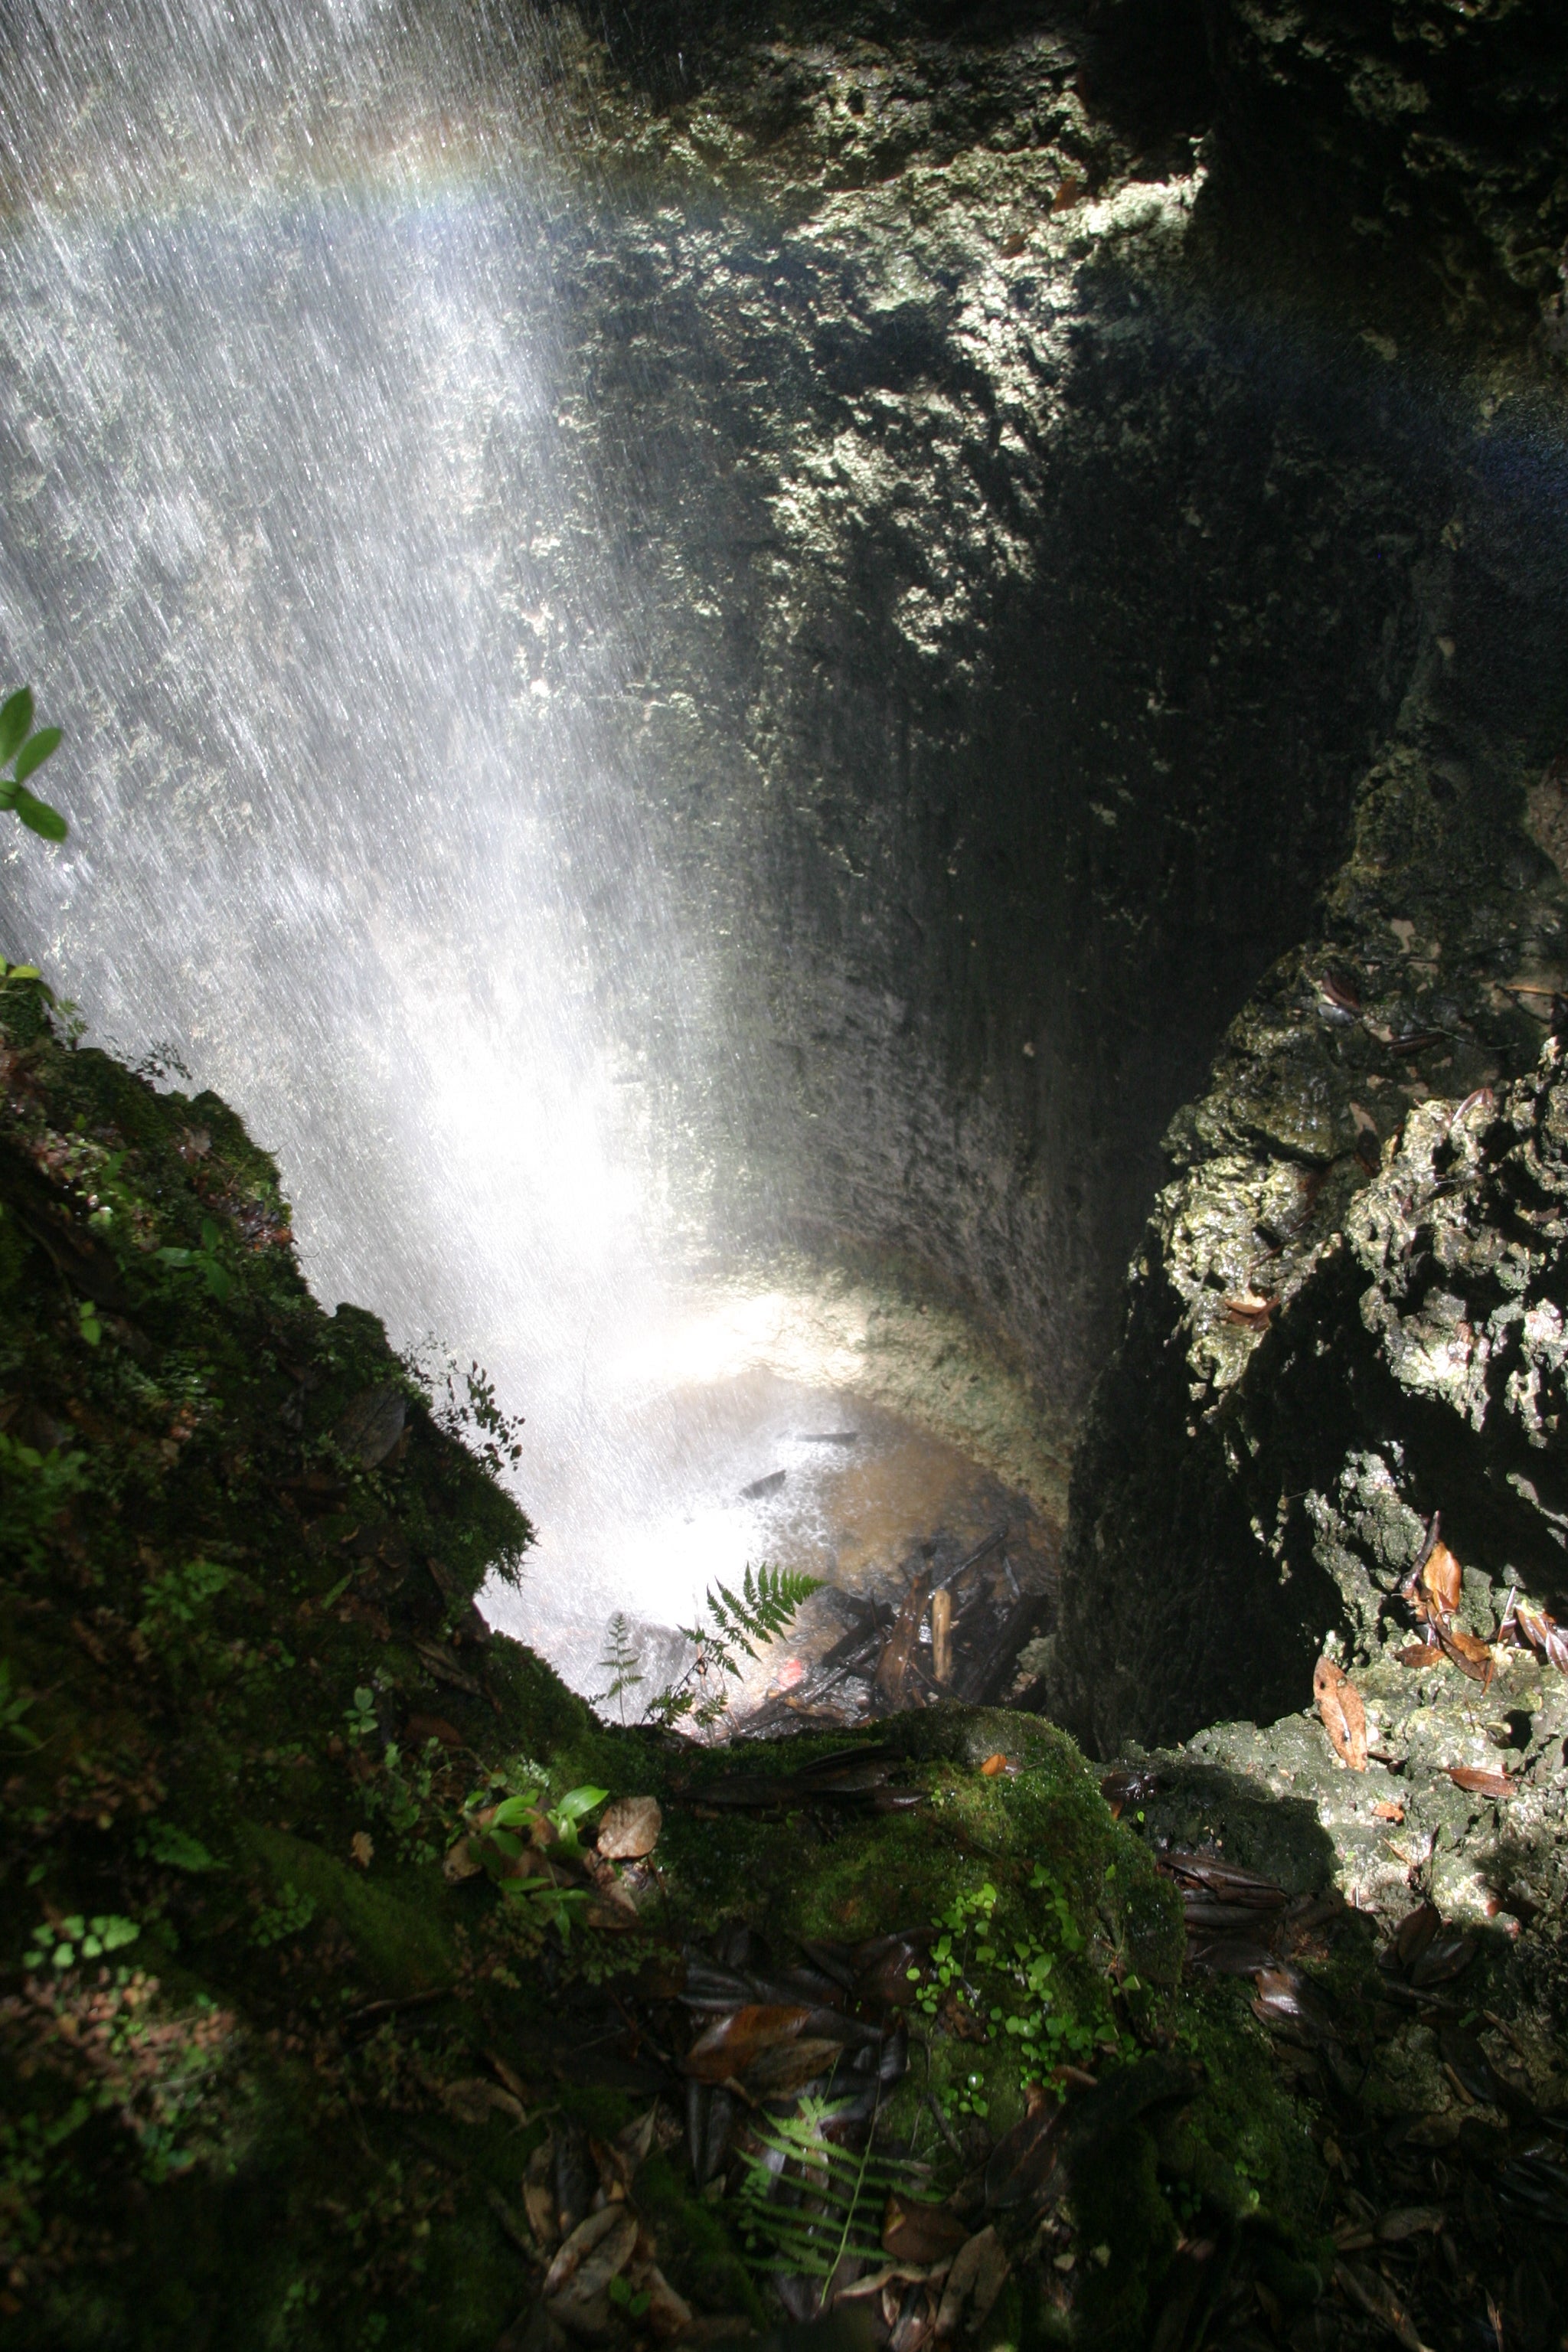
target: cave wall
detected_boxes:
[1040,0,1568,1748]
[535,0,1471,1403]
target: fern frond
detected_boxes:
[645,1562,821,1731]
[737,2092,918,2286]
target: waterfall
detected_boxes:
[0,2,1057,1706]
[0,1,717,1674]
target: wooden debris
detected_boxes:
[930,1589,953,1686]
[875,1571,933,1706]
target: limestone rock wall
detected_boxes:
[535,0,1467,1403]
[1052,520,1568,1748]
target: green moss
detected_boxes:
[238,1825,454,1994]
[0,998,1357,2347]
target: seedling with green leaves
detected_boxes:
[157,1217,234,1302]
[345,1686,380,1744]
[0,687,66,840]
[24,1913,140,1971]
[591,1610,644,1725]
[0,1658,41,1752]
[461,1782,609,1940]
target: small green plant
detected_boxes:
[0,687,67,840]
[608,2275,651,2320]
[24,1913,140,1971]
[138,1557,231,1642]
[0,956,55,999]
[0,1658,42,1751]
[913,1879,998,2020]
[508,1877,591,1944]
[408,1344,525,1481]
[77,1297,102,1348]
[358,1738,444,1867]
[591,1610,644,1726]
[252,1885,317,1949]
[913,1868,1111,2096]
[648,1563,822,1730]
[468,1782,608,1864]
[0,1432,88,1573]
[541,1782,608,1860]
[157,1217,234,1302]
[345,1687,380,1744]
[462,1782,608,1943]
[138,1821,220,1873]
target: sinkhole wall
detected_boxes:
[534,0,1561,1412]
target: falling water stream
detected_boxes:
[0,0,1054,1707]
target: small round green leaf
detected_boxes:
[0,687,34,764]
[15,725,61,782]
[15,788,67,841]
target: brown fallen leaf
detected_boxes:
[412,1636,484,1697]
[1223,1292,1277,1329]
[930,1589,954,1686]
[1436,1623,1495,1688]
[979,1753,1008,1777]
[883,2194,972,2265]
[1403,2112,1462,2150]
[1398,1643,1444,1670]
[1372,1799,1405,1822]
[404,1712,467,1751]
[1099,1768,1158,1820]
[683,2003,815,2084]
[1410,1932,1477,1988]
[1509,1596,1568,1671]
[544,2205,639,2333]
[935,2226,1010,2339]
[443,1835,483,1884]
[488,2051,531,2103]
[1252,1965,1338,2050]
[1421,1539,1463,1620]
[441,2076,527,2128]
[983,2093,1064,2212]
[1334,2258,1435,2352]
[1314,1656,1368,1771]
[743,2036,851,2099]
[875,1571,933,1705]
[1377,2207,1445,2243]
[596,1795,662,1860]
[350,1831,374,1869]
[1446,1765,1514,1800]
[523,2138,557,2251]
[1050,175,1084,212]
[1392,1902,1440,1971]
[623,2258,691,2341]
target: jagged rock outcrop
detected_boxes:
[1054,697,1568,1754]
